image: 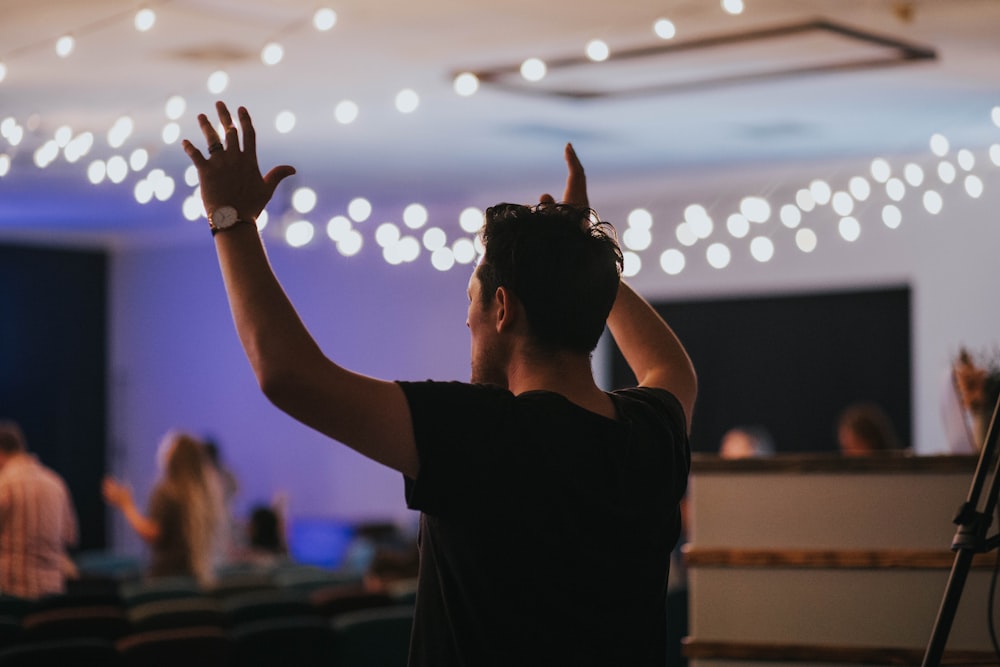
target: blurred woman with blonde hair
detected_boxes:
[103,431,224,586]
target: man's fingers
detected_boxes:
[562,142,589,208]
[239,107,257,158]
[539,193,556,205]
[181,139,208,166]
[263,165,297,190]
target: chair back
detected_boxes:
[21,605,130,643]
[222,588,314,626]
[119,576,202,608]
[331,604,414,667]
[127,596,226,632]
[116,626,231,667]
[229,615,333,667]
[0,637,122,667]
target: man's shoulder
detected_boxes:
[397,379,513,404]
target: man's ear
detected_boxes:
[494,286,520,333]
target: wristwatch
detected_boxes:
[208,206,243,236]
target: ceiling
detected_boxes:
[0,0,998,246]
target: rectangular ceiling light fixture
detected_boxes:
[463,19,936,100]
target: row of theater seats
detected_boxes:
[0,566,416,667]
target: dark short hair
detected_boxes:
[838,403,901,451]
[477,202,622,354]
[0,421,27,454]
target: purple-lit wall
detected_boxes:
[108,236,473,556]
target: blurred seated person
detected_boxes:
[836,403,903,456]
[719,425,775,459]
[235,504,289,568]
[103,431,225,586]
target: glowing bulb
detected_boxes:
[706,243,731,269]
[292,187,317,214]
[795,228,817,253]
[903,163,924,187]
[106,155,128,183]
[395,89,420,114]
[660,249,685,275]
[831,191,854,216]
[275,111,296,133]
[964,174,984,198]
[808,180,831,206]
[882,204,902,229]
[520,58,547,82]
[0,62,6,83]
[453,72,479,96]
[183,195,203,220]
[622,252,641,277]
[870,158,891,183]
[957,149,975,171]
[348,197,372,222]
[129,148,149,171]
[726,213,749,238]
[586,40,610,62]
[848,176,871,201]
[314,8,338,31]
[750,237,774,263]
[55,35,75,58]
[937,161,956,184]
[87,160,107,184]
[460,207,483,232]
[779,204,801,229]
[423,227,447,250]
[885,178,905,202]
[165,95,186,120]
[432,248,456,272]
[107,116,134,148]
[338,230,363,257]
[923,190,943,214]
[286,220,315,247]
[0,154,10,177]
[135,8,156,31]
[334,100,359,124]
[628,208,653,229]
[795,189,815,212]
[326,216,352,242]
[376,222,401,247]
[161,122,180,144]
[403,203,428,229]
[207,70,229,94]
[654,18,676,40]
[675,222,697,247]
[134,180,154,204]
[453,238,477,264]
[740,196,771,223]
[722,0,744,15]
[261,42,284,66]
[838,216,860,242]
[623,227,652,251]
[929,133,949,156]
[54,125,72,147]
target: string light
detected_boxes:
[0,4,993,280]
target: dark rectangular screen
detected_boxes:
[610,286,911,454]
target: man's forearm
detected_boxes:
[607,280,696,430]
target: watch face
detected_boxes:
[211,206,239,229]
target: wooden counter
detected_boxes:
[684,453,996,666]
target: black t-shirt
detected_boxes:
[399,381,690,667]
